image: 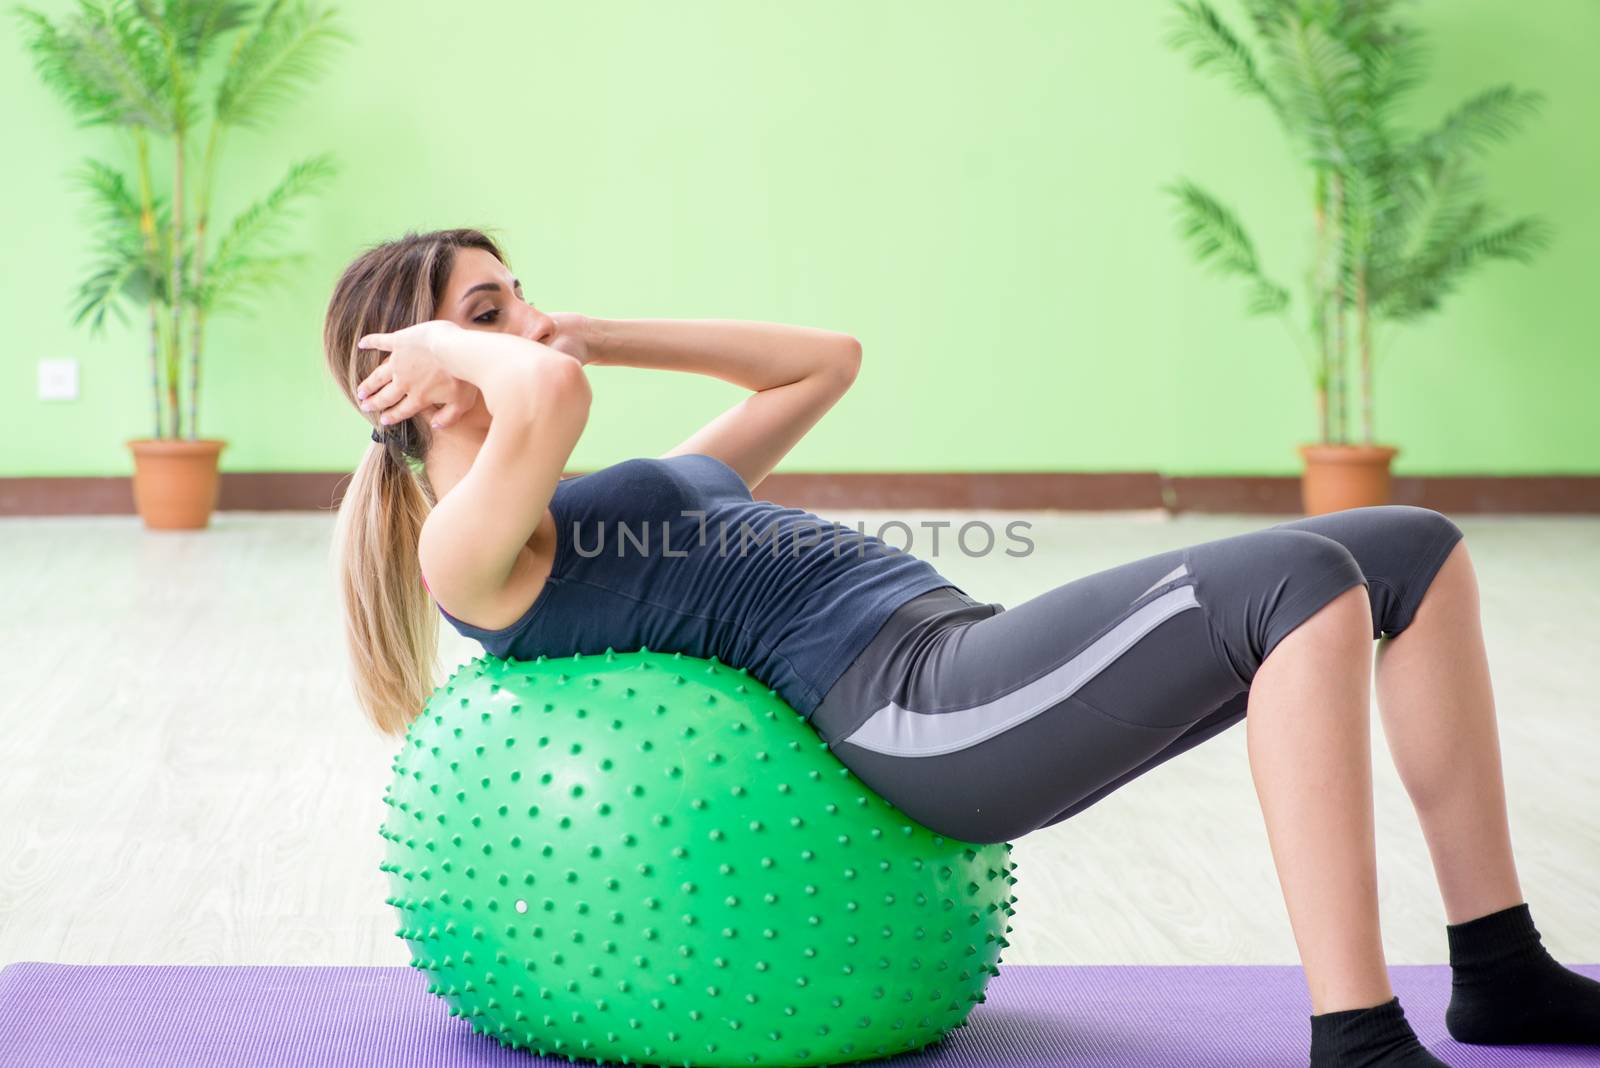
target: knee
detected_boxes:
[1256,528,1371,651]
[1206,530,1370,678]
[1365,505,1464,552]
[1257,528,1366,590]
[1367,506,1466,635]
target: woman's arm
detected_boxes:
[357,321,590,623]
[584,318,861,489]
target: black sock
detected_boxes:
[1309,996,1449,1068]
[1445,900,1600,1045]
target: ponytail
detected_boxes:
[323,227,508,736]
[332,436,440,736]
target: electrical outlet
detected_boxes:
[38,358,79,401]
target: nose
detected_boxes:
[522,308,557,345]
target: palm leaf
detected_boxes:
[14,0,171,130]
[1240,0,1292,39]
[198,253,307,314]
[72,239,150,330]
[68,158,169,329]
[1352,152,1413,289]
[155,0,257,65]
[1168,179,1290,315]
[1402,161,1485,267]
[132,0,258,127]
[1458,215,1552,265]
[1333,0,1415,49]
[71,156,147,242]
[1356,23,1425,133]
[1412,86,1543,165]
[1246,278,1292,315]
[1379,206,1549,321]
[12,8,119,123]
[214,0,350,129]
[1263,12,1367,167]
[1169,1,1281,114]
[200,152,338,311]
[1440,215,1553,284]
[1378,214,1546,322]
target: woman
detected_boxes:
[326,229,1597,1068]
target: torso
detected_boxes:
[428,453,961,719]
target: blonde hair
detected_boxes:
[323,228,510,736]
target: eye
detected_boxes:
[473,308,500,325]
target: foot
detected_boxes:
[1445,902,1600,1046]
[1309,996,1454,1067]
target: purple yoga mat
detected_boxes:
[2,962,1596,1067]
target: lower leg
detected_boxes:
[1375,540,1600,1045]
[1372,541,1523,924]
[1245,585,1392,1015]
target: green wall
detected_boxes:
[5,1,1596,479]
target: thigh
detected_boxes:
[830,604,1244,843]
[1034,692,1250,830]
[1030,508,1464,828]
[822,548,1248,843]
[820,524,1367,843]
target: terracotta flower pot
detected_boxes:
[1297,444,1399,515]
[127,438,227,530]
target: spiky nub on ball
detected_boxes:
[379,649,1019,1067]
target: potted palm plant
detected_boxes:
[17,0,349,529]
[1165,0,1550,514]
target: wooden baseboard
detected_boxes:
[2,471,1597,516]
[1160,475,1600,514]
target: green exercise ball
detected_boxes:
[379,649,1019,1067]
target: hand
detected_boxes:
[547,312,597,365]
[356,320,479,429]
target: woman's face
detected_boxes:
[438,246,559,346]
[428,246,563,432]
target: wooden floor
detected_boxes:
[2,510,1596,969]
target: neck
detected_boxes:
[422,415,491,498]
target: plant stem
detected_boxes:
[1310,171,1330,444]
[190,119,223,444]
[1327,171,1348,445]
[167,145,184,441]
[1357,260,1372,445]
[1314,368,1329,449]
[168,45,187,440]
[133,131,163,441]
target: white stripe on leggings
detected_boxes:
[838,584,1202,758]
[1139,562,1189,599]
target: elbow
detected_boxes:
[825,336,862,389]
[524,353,593,427]
[553,352,593,404]
[552,355,594,424]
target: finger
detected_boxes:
[355,360,392,402]
[430,402,461,429]
[362,380,405,413]
[380,395,425,426]
[356,331,395,351]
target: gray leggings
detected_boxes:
[808,505,1466,844]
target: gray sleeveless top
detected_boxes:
[434,453,960,718]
